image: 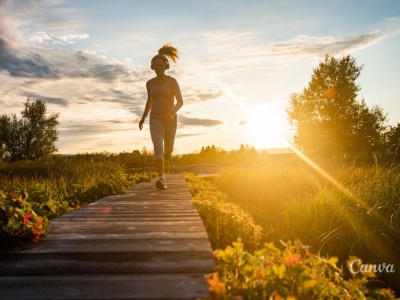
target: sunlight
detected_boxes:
[247,103,285,149]
[276,134,392,230]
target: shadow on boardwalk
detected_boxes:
[0,173,214,300]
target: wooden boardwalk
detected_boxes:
[0,173,215,300]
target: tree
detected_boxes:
[0,98,59,161]
[287,54,387,155]
[384,123,400,154]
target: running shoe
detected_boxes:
[156,179,167,189]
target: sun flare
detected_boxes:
[246,103,286,149]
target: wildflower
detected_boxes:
[23,212,34,223]
[286,254,300,266]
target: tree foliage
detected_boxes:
[384,123,400,154]
[0,98,59,161]
[287,54,387,155]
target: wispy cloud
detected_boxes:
[194,30,386,67]
[176,132,205,138]
[183,88,224,104]
[179,115,224,127]
[22,93,68,106]
[67,64,131,82]
[261,32,385,57]
[29,32,90,45]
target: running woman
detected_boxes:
[139,44,183,189]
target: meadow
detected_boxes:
[1,149,399,297]
[185,153,400,298]
[0,153,157,243]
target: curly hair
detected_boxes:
[151,43,179,69]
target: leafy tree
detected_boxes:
[287,54,387,155]
[0,98,59,161]
[384,123,400,154]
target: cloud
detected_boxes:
[67,64,131,82]
[0,38,59,78]
[28,31,52,43]
[239,120,248,125]
[0,1,59,78]
[183,89,224,104]
[29,32,90,45]
[58,33,89,43]
[178,115,224,127]
[13,1,85,35]
[59,119,131,134]
[176,132,205,138]
[23,94,68,106]
[196,31,386,68]
[262,32,385,57]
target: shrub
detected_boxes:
[0,190,49,243]
[204,238,395,299]
[185,173,262,252]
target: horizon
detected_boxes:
[58,146,294,156]
[1,0,399,154]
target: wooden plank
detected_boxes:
[0,274,209,300]
[0,174,214,300]
[5,238,212,253]
[0,252,215,275]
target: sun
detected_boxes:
[246,103,287,149]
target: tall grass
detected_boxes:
[211,156,400,292]
[0,155,157,219]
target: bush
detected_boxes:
[0,190,49,243]
[204,238,395,299]
[185,173,262,252]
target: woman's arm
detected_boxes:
[139,81,153,130]
[171,78,183,114]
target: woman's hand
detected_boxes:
[165,111,175,121]
[139,117,145,130]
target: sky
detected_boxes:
[0,0,399,155]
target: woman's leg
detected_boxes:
[164,115,177,159]
[154,158,164,177]
[150,117,165,177]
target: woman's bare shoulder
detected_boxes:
[167,76,179,84]
[146,78,156,87]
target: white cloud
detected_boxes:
[261,32,386,57]
[383,17,400,36]
[28,31,52,43]
[189,31,386,70]
[57,33,90,43]
[29,32,90,45]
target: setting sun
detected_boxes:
[246,103,288,149]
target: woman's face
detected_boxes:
[152,58,166,75]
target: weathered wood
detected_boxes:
[0,173,214,300]
[0,274,209,300]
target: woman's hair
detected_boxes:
[151,43,179,69]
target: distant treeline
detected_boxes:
[52,142,400,172]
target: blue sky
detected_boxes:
[1,0,399,154]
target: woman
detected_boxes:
[139,44,183,189]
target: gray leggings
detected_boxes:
[149,115,177,160]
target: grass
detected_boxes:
[184,172,262,252]
[0,155,158,242]
[193,155,400,294]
